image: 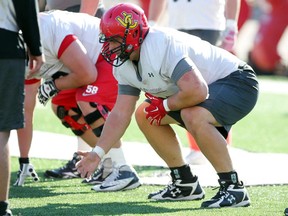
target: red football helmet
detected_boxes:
[99,3,149,67]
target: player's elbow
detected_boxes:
[189,83,208,105]
[81,72,97,85]
[199,83,209,101]
[87,72,97,84]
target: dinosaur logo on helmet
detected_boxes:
[116,12,138,29]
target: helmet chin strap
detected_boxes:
[138,24,143,45]
[138,23,150,45]
[119,23,148,65]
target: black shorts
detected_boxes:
[65,5,105,18]
[167,64,259,136]
[0,59,25,131]
[178,29,221,46]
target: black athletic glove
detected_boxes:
[38,80,59,106]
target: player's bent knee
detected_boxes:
[57,106,90,136]
[135,103,148,125]
[180,108,197,124]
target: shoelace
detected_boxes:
[102,167,120,184]
[60,156,80,170]
[93,168,103,177]
[211,185,228,199]
[59,162,72,170]
[154,181,176,195]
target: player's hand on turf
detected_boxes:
[38,80,59,106]
[144,93,168,126]
[220,19,238,52]
[76,151,101,179]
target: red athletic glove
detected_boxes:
[144,93,169,126]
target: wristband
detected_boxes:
[92,146,105,159]
[148,20,156,27]
[226,19,237,30]
[163,99,170,112]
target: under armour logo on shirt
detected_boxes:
[148,73,154,77]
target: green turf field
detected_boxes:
[32,76,288,153]
[9,157,288,216]
[9,76,288,215]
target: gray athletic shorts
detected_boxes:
[0,59,25,131]
[167,64,259,137]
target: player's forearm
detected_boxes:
[225,0,241,21]
[96,111,132,153]
[54,71,95,90]
[13,0,42,56]
[168,73,208,110]
[80,0,99,16]
[168,88,208,111]
[148,0,166,23]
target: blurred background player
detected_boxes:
[0,0,43,215]
[248,0,288,76]
[45,0,105,17]
[149,0,240,50]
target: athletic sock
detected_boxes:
[217,171,239,184]
[18,158,30,171]
[104,147,127,166]
[0,201,8,215]
[170,164,196,182]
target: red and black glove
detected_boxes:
[144,93,169,126]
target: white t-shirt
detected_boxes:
[35,10,102,79]
[115,27,243,98]
[166,0,226,31]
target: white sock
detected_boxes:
[104,147,127,166]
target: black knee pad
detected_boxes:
[84,103,109,137]
[84,109,104,137]
[72,129,85,136]
[92,124,104,137]
[57,106,89,135]
[84,109,103,125]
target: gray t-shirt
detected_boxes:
[115,27,243,98]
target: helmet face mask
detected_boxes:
[99,30,134,67]
[99,3,149,67]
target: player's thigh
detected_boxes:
[51,89,78,114]
[199,70,258,128]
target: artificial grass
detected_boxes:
[9,157,288,216]
[33,77,288,153]
[10,76,288,215]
